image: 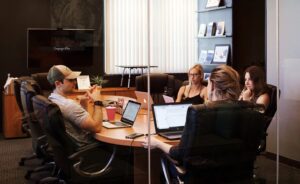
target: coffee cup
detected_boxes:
[106,106,116,121]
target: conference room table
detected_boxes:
[74,94,178,183]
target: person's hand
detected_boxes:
[241,89,252,101]
[86,85,101,102]
[142,136,161,149]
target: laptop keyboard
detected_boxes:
[164,131,183,136]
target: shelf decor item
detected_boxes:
[198,50,208,64]
[205,50,215,64]
[212,44,230,64]
[215,21,225,36]
[198,24,207,37]
[206,0,221,8]
[206,22,216,37]
[204,73,211,80]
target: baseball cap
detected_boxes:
[47,65,81,84]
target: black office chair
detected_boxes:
[160,101,266,183]
[257,84,278,153]
[20,80,55,179]
[135,73,176,103]
[32,95,117,183]
[31,72,52,97]
[13,76,32,138]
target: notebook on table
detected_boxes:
[152,103,192,140]
[102,100,141,129]
[135,91,154,110]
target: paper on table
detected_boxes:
[77,75,91,90]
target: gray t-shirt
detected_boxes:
[49,92,94,146]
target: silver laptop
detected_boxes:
[135,91,154,110]
[103,100,141,129]
[152,103,192,140]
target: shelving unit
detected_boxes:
[197,0,266,75]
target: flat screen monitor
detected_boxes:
[27,28,96,69]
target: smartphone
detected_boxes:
[125,133,144,139]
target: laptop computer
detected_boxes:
[102,100,141,129]
[152,103,192,140]
[162,95,175,103]
[135,91,154,110]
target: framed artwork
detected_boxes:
[206,0,221,8]
[212,44,230,64]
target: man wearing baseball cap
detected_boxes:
[47,65,103,146]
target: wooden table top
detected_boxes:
[75,95,178,147]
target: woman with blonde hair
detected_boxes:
[176,64,207,104]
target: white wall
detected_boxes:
[267,0,300,161]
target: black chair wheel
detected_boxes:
[25,170,33,180]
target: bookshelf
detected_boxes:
[197,0,266,75]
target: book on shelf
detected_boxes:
[198,24,207,37]
[204,50,215,64]
[206,0,221,8]
[198,50,207,64]
[206,22,216,37]
[215,21,225,36]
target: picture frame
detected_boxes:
[212,44,230,64]
[206,0,221,8]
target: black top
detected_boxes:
[181,86,205,105]
[182,94,204,105]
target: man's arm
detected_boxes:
[80,86,103,133]
[81,105,102,133]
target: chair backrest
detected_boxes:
[32,95,78,177]
[264,84,277,130]
[176,101,265,180]
[31,72,52,97]
[20,80,45,153]
[13,76,32,114]
[135,73,175,103]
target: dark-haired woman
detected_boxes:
[239,66,270,111]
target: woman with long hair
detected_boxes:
[239,65,270,110]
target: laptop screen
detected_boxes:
[121,100,141,124]
[152,103,192,132]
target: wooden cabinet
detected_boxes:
[2,93,26,138]
[197,0,265,75]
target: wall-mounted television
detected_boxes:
[27,28,96,69]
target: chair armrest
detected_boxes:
[161,153,186,184]
[68,143,116,178]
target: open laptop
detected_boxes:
[135,91,154,110]
[162,95,175,103]
[102,100,141,129]
[152,103,192,140]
